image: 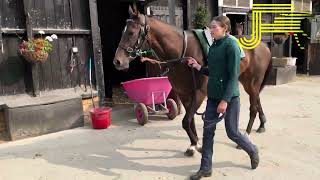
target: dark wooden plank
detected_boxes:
[37,63,44,91]
[89,0,105,106]
[70,36,79,87]
[39,53,53,91]
[182,0,191,29]
[82,36,90,88]
[10,37,26,95]
[71,0,82,29]
[46,55,54,91]
[54,0,65,29]
[75,36,89,88]
[58,36,71,88]
[55,36,64,89]
[168,0,176,25]
[0,36,26,95]
[0,1,4,27]
[16,0,26,29]
[0,0,26,29]
[77,0,90,29]
[1,0,9,28]
[44,0,56,29]
[49,36,63,89]
[23,0,40,96]
[31,0,41,93]
[64,0,72,29]
[2,0,18,28]
[0,35,8,96]
[34,0,47,28]
[0,6,3,96]
[72,1,90,29]
[309,43,320,75]
[68,0,75,29]
[67,36,73,87]
[80,35,91,89]
[34,0,50,91]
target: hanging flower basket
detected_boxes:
[19,31,58,63]
[20,50,49,63]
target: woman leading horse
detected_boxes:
[113,5,271,157]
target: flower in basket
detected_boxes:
[19,31,58,63]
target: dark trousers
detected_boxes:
[200,97,256,171]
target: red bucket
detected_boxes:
[90,107,112,129]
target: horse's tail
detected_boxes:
[259,57,272,92]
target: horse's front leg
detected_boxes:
[181,90,206,156]
[182,108,199,156]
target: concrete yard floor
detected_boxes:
[0,75,319,180]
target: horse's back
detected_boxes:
[239,37,271,87]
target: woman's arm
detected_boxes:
[222,42,241,103]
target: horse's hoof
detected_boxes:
[236,145,242,150]
[196,146,202,154]
[184,149,195,157]
[256,127,266,133]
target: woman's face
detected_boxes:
[210,21,227,40]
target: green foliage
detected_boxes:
[192,5,209,29]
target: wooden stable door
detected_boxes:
[0,0,103,97]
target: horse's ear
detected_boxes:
[129,5,135,17]
[132,3,138,13]
[128,4,139,18]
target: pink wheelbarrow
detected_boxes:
[122,77,178,125]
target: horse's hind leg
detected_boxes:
[235,92,258,150]
[256,96,267,133]
[246,93,259,135]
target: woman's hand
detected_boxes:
[140,57,153,63]
[186,57,201,71]
[217,100,228,114]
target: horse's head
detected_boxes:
[235,22,244,35]
[113,5,149,70]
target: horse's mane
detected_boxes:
[146,16,184,35]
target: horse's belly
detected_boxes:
[167,67,208,96]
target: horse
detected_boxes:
[235,22,244,36]
[113,5,271,156]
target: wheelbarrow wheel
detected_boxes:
[166,98,178,120]
[135,103,148,125]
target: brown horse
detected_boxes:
[114,6,271,156]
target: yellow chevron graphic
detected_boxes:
[238,3,311,49]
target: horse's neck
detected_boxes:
[147,18,184,60]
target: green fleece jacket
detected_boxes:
[200,35,241,102]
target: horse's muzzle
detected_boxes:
[113,59,129,70]
[113,59,121,66]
